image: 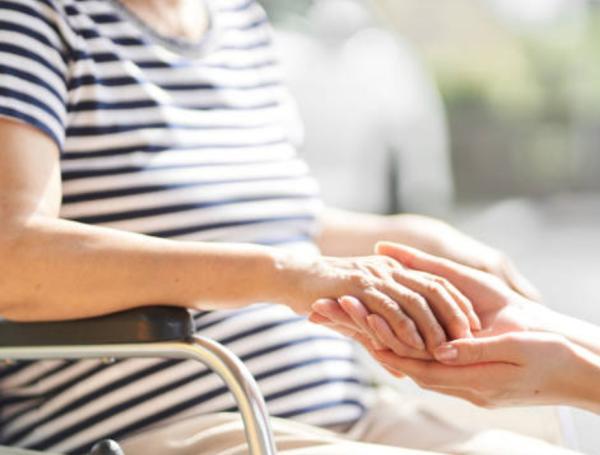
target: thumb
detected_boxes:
[433,334,526,366]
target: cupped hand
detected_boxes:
[287,254,480,351]
[371,332,580,409]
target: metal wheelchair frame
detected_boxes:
[0,307,277,455]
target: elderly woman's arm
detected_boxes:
[0,120,300,321]
[0,119,478,354]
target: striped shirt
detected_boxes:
[0,0,373,453]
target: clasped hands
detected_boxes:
[307,242,576,409]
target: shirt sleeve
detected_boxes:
[0,0,70,149]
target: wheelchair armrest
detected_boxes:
[0,306,194,346]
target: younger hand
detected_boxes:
[387,215,541,301]
[372,332,593,410]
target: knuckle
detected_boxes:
[379,256,398,268]
[423,280,443,296]
[382,299,401,314]
[432,276,450,287]
[349,271,370,288]
[395,316,416,332]
[403,292,428,310]
[392,269,406,281]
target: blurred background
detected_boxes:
[259,0,600,453]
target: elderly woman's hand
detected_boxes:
[282,253,480,352]
[374,242,537,336]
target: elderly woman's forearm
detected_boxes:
[0,216,289,321]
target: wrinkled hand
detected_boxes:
[375,242,536,337]
[310,296,432,361]
[309,243,538,361]
[295,255,480,352]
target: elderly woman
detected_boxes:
[0,0,576,454]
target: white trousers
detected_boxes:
[119,387,580,455]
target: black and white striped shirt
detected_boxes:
[0,0,373,452]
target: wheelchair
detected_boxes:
[0,307,277,454]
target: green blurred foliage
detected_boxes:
[425,16,589,200]
[260,0,600,200]
[569,9,600,116]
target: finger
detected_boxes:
[308,312,331,324]
[308,311,358,337]
[366,314,432,360]
[351,330,384,353]
[373,349,487,388]
[311,300,384,348]
[351,332,408,378]
[390,269,472,340]
[381,363,407,378]
[353,291,426,351]
[364,313,389,351]
[371,281,446,351]
[338,296,385,349]
[319,321,360,338]
[311,299,358,331]
[419,271,481,331]
[366,262,446,348]
[362,258,403,279]
[433,333,526,366]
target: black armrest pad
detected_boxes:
[0,306,194,347]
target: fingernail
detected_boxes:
[434,344,458,361]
